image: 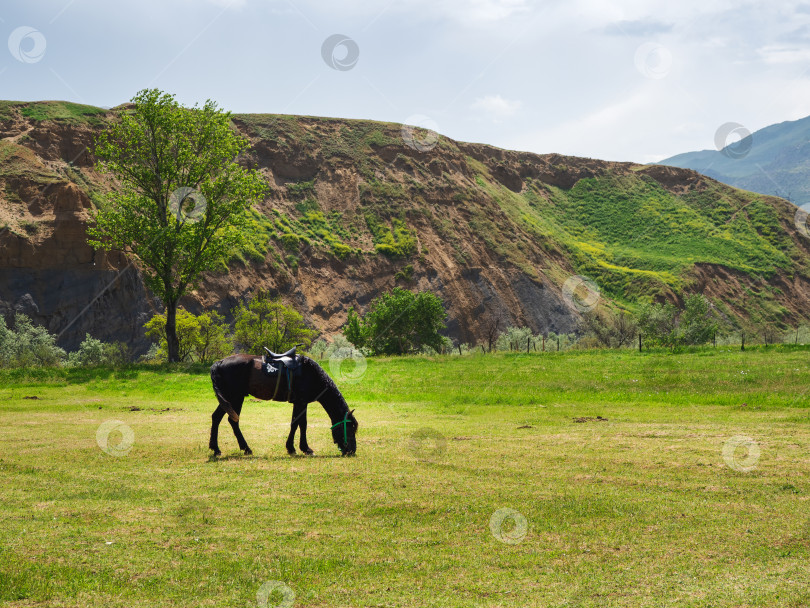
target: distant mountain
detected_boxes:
[659,115,810,207]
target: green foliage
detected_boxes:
[394,264,415,282]
[637,294,717,348]
[233,290,316,354]
[677,294,719,346]
[495,326,534,352]
[229,208,276,266]
[579,309,639,349]
[637,301,679,348]
[366,214,417,258]
[15,101,107,124]
[279,232,300,251]
[342,287,447,355]
[343,307,366,350]
[286,179,316,199]
[271,207,357,260]
[66,334,130,367]
[144,309,232,363]
[0,314,65,367]
[90,89,267,361]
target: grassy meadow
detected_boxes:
[1,346,810,607]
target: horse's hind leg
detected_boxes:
[227,397,253,455]
[210,405,226,456]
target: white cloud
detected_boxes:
[757,44,810,64]
[471,94,522,120]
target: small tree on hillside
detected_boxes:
[677,294,717,346]
[343,287,446,355]
[637,294,717,348]
[637,301,678,348]
[90,89,267,362]
[233,290,316,354]
[579,309,638,349]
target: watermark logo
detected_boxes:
[328,347,367,384]
[401,114,440,152]
[169,187,207,223]
[407,427,447,462]
[96,420,134,457]
[715,122,752,159]
[722,435,760,472]
[8,26,47,64]
[489,507,528,545]
[321,34,359,71]
[256,580,295,608]
[634,42,671,80]
[562,275,600,313]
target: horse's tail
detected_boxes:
[210,360,240,422]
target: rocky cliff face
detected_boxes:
[1,101,808,354]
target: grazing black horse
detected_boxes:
[209,354,358,456]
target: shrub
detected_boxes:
[233,290,316,354]
[0,314,65,367]
[144,309,232,363]
[67,334,130,366]
[343,287,446,355]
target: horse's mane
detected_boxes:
[300,355,358,430]
[300,355,340,394]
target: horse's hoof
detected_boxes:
[286,447,296,455]
[243,447,253,456]
[212,450,221,457]
[302,448,314,455]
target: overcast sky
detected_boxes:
[2,0,810,163]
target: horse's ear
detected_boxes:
[350,409,355,415]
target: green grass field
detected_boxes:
[2,347,810,607]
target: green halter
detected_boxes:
[331,411,351,445]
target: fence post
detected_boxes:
[713,331,716,348]
[458,344,462,356]
[527,336,530,354]
[638,333,642,352]
[741,331,745,352]
[542,335,546,352]
[557,336,560,351]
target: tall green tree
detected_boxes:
[233,290,317,354]
[343,287,446,355]
[89,89,267,362]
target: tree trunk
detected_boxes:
[166,300,180,362]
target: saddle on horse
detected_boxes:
[262,344,304,402]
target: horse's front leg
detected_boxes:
[286,401,300,455]
[297,402,313,455]
[287,401,312,455]
[227,397,252,455]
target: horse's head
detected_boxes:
[331,409,358,456]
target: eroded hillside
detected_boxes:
[1,101,808,352]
